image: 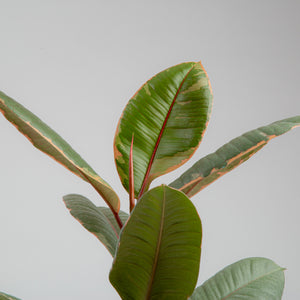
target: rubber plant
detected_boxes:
[0,61,299,300]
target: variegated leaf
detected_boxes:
[170,116,300,197]
[114,62,213,198]
[0,91,120,212]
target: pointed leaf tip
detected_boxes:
[0,91,120,212]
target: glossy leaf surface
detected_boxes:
[114,62,213,197]
[0,91,120,212]
[170,116,300,197]
[0,292,21,300]
[63,194,128,256]
[189,257,285,300]
[110,185,202,300]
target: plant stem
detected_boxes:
[129,134,135,212]
[114,211,123,229]
[75,167,123,228]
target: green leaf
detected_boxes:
[109,185,202,300]
[0,292,21,300]
[114,62,213,198]
[170,116,300,197]
[189,257,285,300]
[0,91,120,212]
[63,194,128,256]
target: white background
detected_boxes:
[0,1,299,299]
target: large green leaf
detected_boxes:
[189,257,285,300]
[109,185,202,300]
[0,91,120,212]
[0,292,21,300]
[114,62,213,198]
[63,194,128,256]
[170,116,300,197]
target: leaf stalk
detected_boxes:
[129,134,135,212]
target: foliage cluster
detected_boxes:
[1,61,299,299]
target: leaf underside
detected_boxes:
[0,91,120,212]
[189,257,285,300]
[109,185,202,300]
[63,194,128,256]
[114,61,213,198]
[170,116,300,197]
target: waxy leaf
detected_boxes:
[110,185,202,300]
[129,134,135,212]
[114,62,213,198]
[190,257,285,300]
[0,292,21,300]
[63,194,128,256]
[0,91,120,212]
[170,116,300,197]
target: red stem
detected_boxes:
[138,68,193,198]
[129,134,135,212]
[114,211,123,229]
[75,167,123,229]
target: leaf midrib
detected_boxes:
[0,98,84,173]
[220,267,283,300]
[145,188,166,300]
[138,64,196,197]
[0,98,111,191]
[182,140,268,196]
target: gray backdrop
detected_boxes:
[0,1,299,299]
